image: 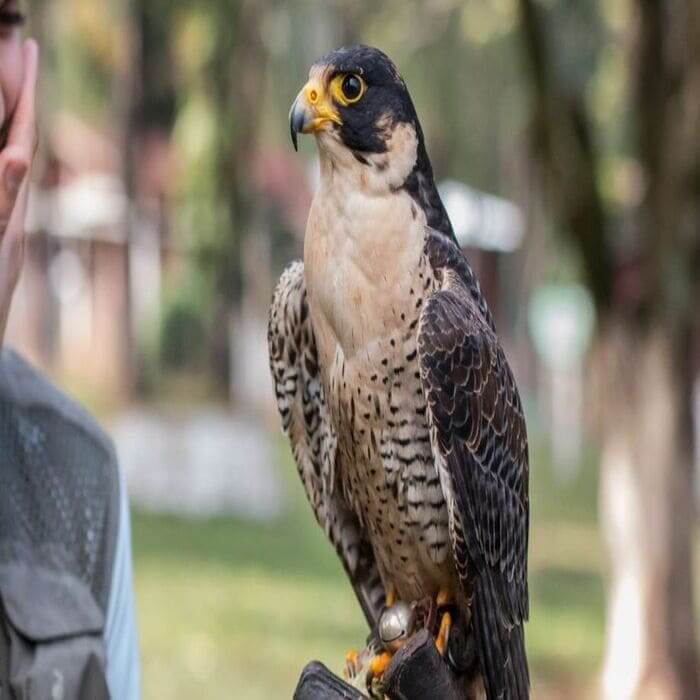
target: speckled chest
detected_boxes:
[309,248,453,599]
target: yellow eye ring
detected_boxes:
[330,73,366,106]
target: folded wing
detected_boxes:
[418,232,530,699]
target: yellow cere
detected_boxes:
[300,80,343,131]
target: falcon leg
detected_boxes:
[435,588,452,656]
[436,611,452,655]
[344,587,398,681]
[365,589,407,688]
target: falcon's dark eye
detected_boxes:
[341,74,363,103]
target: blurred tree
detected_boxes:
[517,0,700,697]
[121,0,178,393]
[145,0,287,391]
[199,0,269,386]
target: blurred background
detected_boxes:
[7,0,700,698]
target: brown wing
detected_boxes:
[418,231,530,699]
[268,261,385,627]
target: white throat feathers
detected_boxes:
[316,118,419,196]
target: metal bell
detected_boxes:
[378,601,416,652]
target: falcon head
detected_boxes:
[290,45,453,233]
[290,46,428,189]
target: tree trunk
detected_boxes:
[516,1,700,694]
[206,0,267,389]
[596,321,699,700]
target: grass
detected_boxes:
[132,438,607,699]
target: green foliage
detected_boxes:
[159,299,206,370]
[158,267,214,372]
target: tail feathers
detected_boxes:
[472,572,530,700]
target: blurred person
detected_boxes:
[0,3,139,698]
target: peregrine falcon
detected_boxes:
[269,46,529,699]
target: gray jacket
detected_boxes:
[0,349,119,699]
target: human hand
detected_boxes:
[0,38,38,342]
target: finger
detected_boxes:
[0,145,29,232]
[5,163,30,237]
[0,161,27,235]
[0,42,38,236]
[6,40,39,156]
[1,173,30,277]
[0,174,30,343]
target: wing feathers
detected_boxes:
[472,569,530,700]
[419,231,530,698]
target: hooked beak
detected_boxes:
[289,80,342,151]
[289,98,306,152]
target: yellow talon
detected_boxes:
[385,587,397,608]
[435,587,452,656]
[369,651,393,678]
[435,610,452,656]
[343,649,359,679]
